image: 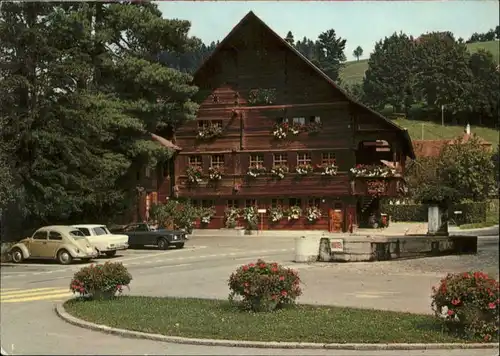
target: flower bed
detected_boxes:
[228,259,302,312]
[70,262,132,300]
[431,271,499,342]
[350,164,396,177]
[248,88,277,105]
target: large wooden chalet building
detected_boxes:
[140,11,415,232]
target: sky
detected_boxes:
[157,1,499,61]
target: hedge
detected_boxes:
[380,201,488,225]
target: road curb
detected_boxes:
[55,303,498,351]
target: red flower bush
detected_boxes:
[70,262,132,300]
[431,271,499,341]
[228,259,302,312]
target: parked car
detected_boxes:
[9,225,98,265]
[110,223,186,250]
[72,224,129,257]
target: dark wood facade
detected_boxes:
[147,11,415,232]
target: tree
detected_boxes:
[496,25,500,40]
[438,136,495,202]
[353,45,363,61]
[314,29,347,82]
[414,32,473,114]
[0,2,199,227]
[362,32,416,111]
[467,49,500,126]
[285,31,294,46]
[341,82,364,102]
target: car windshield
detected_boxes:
[69,230,86,240]
[93,227,108,236]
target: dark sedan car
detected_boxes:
[110,223,187,250]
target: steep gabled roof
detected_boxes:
[193,11,415,159]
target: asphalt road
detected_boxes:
[1,234,498,356]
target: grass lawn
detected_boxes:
[65,296,475,344]
[340,40,500,85]
[391,118,499,145]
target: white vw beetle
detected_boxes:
[72,224,129,257]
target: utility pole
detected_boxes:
[441,105,445,126]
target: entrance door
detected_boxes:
[328,206,344,233]
[29,230,49,258]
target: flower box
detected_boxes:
[350,164,396,178]
[247,164,267,178]
[306,121,322,134]
[305,206,322,222]
[286,205,302,220]
[197,124,223,140]
[272,122,289,139]
[316,162,338,176]
[248,88,277,105]
[367,180,387,196]
[268,206,284,223]
[186,166,203,184]
[270,165,289,179]
[208,166,223,181]
[295,163,313,176]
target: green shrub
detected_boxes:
[431,271,499,342]
[381,201,488,224]
[228,259,302,312]
[70,262,132,300]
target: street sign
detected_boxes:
[330,239,344,252]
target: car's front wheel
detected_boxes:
[10,247,24,263]
[157,238,169,250]
[57,249,73,265]
[105,250,117,257]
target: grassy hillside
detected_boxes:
[391,117,499,146]
[340,40,500,85]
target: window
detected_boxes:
[93,227,108,236]
[308,198,321,208]
[202,199,215,208]
[212,120,223,128]
[292,117,306,125]
[321,152,336,164]
[197,120,207,129]
[250,154,264,167]
[145,166,151,178]
[227,200,239,208]
[78,228,91,236]
[188,155,202,167]
[191,199,200,207]
[48,231,63,241]
[297,153,312,165]
[69,230,86,239]
[289,198,302,208]
[273,153,287,167]
[135,224,149,232]
[210,155,224,168]
[277,117,289,124]
[309,116,321,124]
[33,231,47,240]
[245,199,257,208]
[271,198,284,208]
